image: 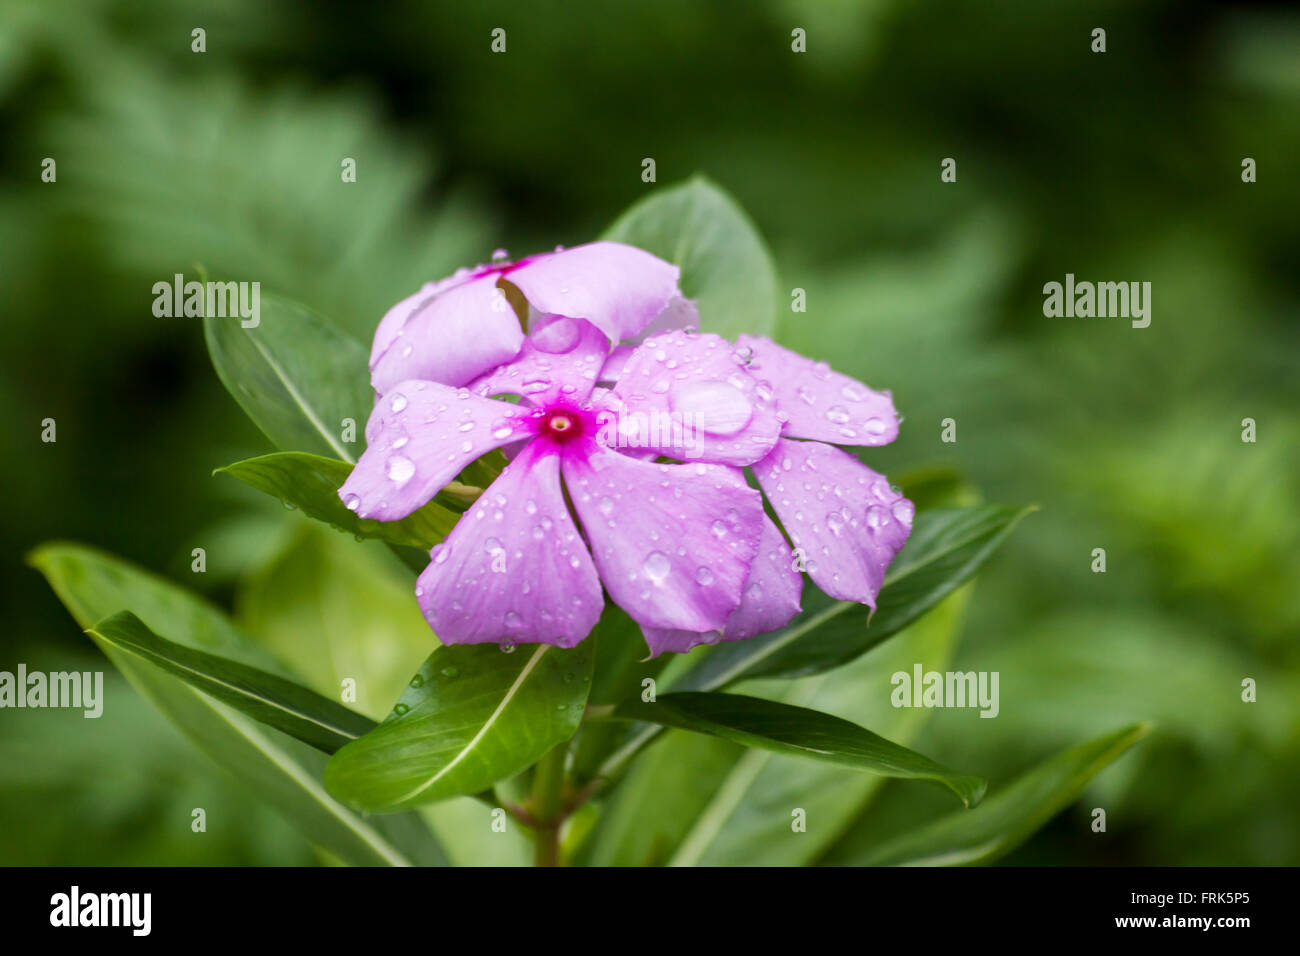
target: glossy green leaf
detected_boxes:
[204,294,371,462]
[325,642,594,811]
[28,542,444,867]
[611,692,986,807]
[850,724,1152,866]
[217,452,466,549]
[674,505,1034,688]
[602,176,777,339]
[87,610,375,754]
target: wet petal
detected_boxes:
[370,268,483,370]
[625,294,699,344]
[371,273,525,394]
[736,335,900,447]
[506,241,680,343]
[562,441,763,633]
[607,330,781,465]
[467,316,610,407]
[722,513,804,639]
[598,344,635,383]
[640,513,803,655]
[417,441,603,647]
[339,380,534,521]
[751,437,913,606]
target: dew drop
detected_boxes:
[389,393,408,413]
[387,455,415,484]
[532,316,581,354]
[669,380,753,436]
[643,551,671,583]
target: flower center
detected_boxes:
[540,407,586,444]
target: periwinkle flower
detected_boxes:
[341,241,912,655]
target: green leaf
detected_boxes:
[204,294,372,462]
[850,724,1152,866]
[665,588,971,867]
[87,610,375,755]
[674,505,1034,687]
[217,451,465,548]
[325,642,594,811]
[29,542,444,867]
[610,692,986,807]
[235,522,434,721]
[602,176,778,339]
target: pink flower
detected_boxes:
[342,242,912,655]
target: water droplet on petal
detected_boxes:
[670,380,753,436]
[390,393,408,412]
[892,499,915,526]
[343,493,361,512]
[643,551,671,584]
[387,455,415,484]
[695,567,714,586]
[531,316,581,354]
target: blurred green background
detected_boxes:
[2,0,1297,865]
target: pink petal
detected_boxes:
[598,345,635,383]
[722,513,804,639]
[640,513,803,655]
[606,330,782,465]
[562,440,763,633]
[370,268,485,369]
[339,380,534,521]
[371,273,525,394]
[467,316,609,407]
[417,441,603,647]
[506,241,680,344]
[751,438,913,607]
[736,335,900,447]
[625,294,699,344]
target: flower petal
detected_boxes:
[562,441,763,633]
[751,438,913,606]
[606,330,782,465]
[467,316,609,407]
[625,294,699,344]
[722,513,804,639]
[598,344,635,383]
[736,335,900,447]
[370,268,484,369]
[640,513,803,655]
[506,241,680,343]
[417,441,603,647]
[339,380,534,521]
[371,273,525,394]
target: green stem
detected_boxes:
[530,743,568,866]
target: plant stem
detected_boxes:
[530,743,568,866]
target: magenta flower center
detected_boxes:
[539,406,587,444]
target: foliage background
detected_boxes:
[1,0,1296,865]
